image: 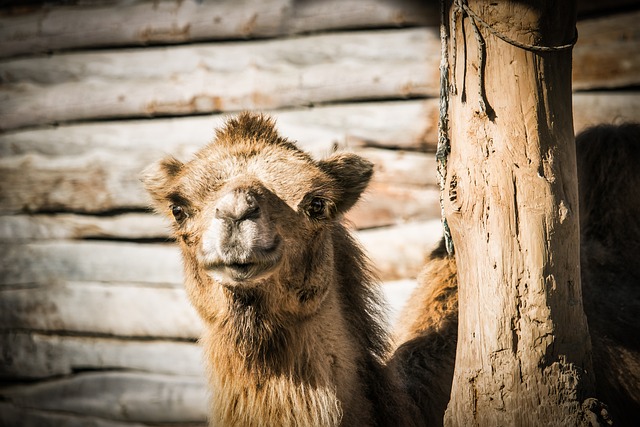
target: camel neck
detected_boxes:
[201,286,368,427]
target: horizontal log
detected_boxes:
[0,99,438,156]
[0,0,631,59]
[0,241,183,285]
[361,148,438,186]
[1,28,433,86]
[347,183,440,229]
[0,28,439,130]
[0,371,208,423]
[2,9,637,130]
[0,332,204,379]
[273,100,439,152]
[359,219,443,280]
[1,279,417,380]
[0,402,154,427]
[0,213,171,241]
[0,282,203,338]
[572,10,640,91]
[0,144,439,214]
[0,149,155,213]
[0,0,438,58]
[573,91,640,132]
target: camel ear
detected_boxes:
[318,152,373,214]
[140,156,184,209]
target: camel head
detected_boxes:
[142,112,373,320]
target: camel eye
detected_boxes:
[171,205,188,222]
[308,197,326,218]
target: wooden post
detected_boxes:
[440,0,605,424]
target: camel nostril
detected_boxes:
[214,191,262,222]
[243,205,261,220]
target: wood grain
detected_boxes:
[0,371,208,423]
[1,332,204,379]
[0,28,439,130]
[0,0,438,58]
[0,282,203,338]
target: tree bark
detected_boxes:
[441,0,605,425]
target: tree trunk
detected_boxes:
[440,0,605,425]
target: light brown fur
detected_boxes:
[143,112,422,426]
[390,240,458,427]
[395,123,640,426]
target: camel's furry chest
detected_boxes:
[208,371,343,427]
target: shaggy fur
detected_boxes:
[390,240,457,427]
[143,112,423,427]
[576,123,640,426]
[395,123,640,426]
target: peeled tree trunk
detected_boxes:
[440,0,607,425]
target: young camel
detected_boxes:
[394,123,640,427]
[143,112,424,427]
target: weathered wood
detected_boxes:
[0,332,204,379]
[0,147,438,214]
[0,371,208,423]
[0,28,439,130]
[0,213,171,241]
[0,282,203,338]
[2,93,635,160]
[2,10,636,130]
[0,0,630,59]
[0,278,418,344]
[0,150,154,213]
[358,219,443,280]
[347,183,441,229]
[0,99,438,156]
[442,0,597,424]
[361,148,438,186]
[0,0,438,58]
[573,10,640,91]
[573,91,640,132]
[0,402,154,427]
[0,241,182,285]
[272,100,440,152]
[0,220,442,286]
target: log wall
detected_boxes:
[0,1,638,425]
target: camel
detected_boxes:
[142,112,424,427]
[395,123,640,426]
[575,123,640,426]
[143,112,638,426]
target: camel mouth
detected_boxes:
[224,262,270,280]
[206,237,283,283]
